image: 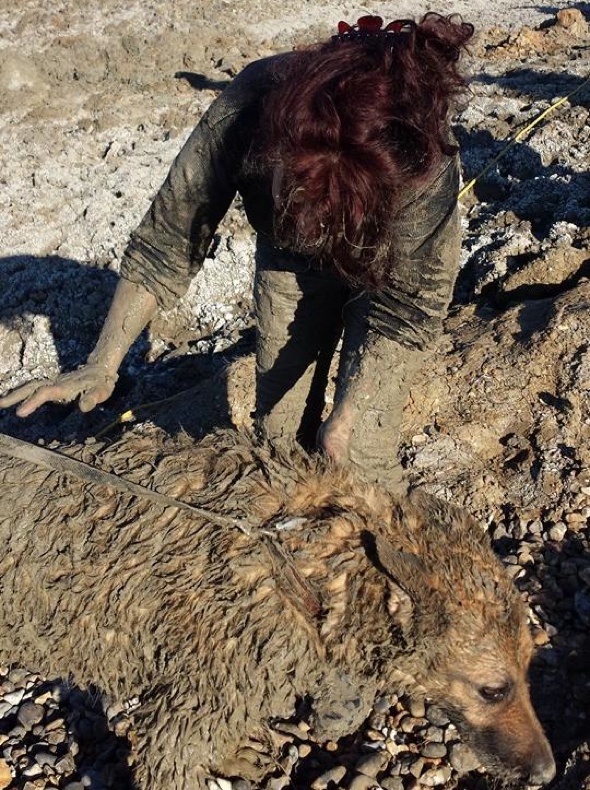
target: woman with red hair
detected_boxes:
[1,13,474,490]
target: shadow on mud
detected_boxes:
[472,70,590,108]
[174,71,232,91]
[0,254,254,446]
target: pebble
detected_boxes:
[408,698,426,718]
[548,523,568,541]
[17,701,45,729]
[566,512,586,524]
[3,689,25,707]
[423,726,444,743]
[380,778,404,790]
[532,627,551,646]
[448,742,481,774]
[422,742,447,759]
[268,777,290,790]
[418,765,452,786]
[408,757,425,779]
[55,754,76,774]
[311,765,347,789]
[8,669,29,686]
[22,763,43,778]
[33,750,57,768]
[400,716,425,734]
[348,773,381,790]
[425,706,449,727]
[385,739,403,758]
[355,751,388,778]
[0,759,12,790]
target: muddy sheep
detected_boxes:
[0,428,555,788]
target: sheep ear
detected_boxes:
[374,536,422,628]
[374,535,427,589]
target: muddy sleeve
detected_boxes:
[119,104,243,311]
[367,155,461,351]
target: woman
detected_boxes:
[0,13,474,490]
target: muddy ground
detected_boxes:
[0,1,589,789]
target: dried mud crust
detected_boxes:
[0,1,589,789]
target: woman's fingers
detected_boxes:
[0,367,118,417]
[0,380,54,413]
[78,380,116,412]
[16,381,79,417]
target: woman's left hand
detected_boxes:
[317,406,354,464]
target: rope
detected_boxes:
[0,431,325,618]
[458,72,590,200]
[0,432,251,534]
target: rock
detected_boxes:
[548,523,568,541]
[422,742,447,759]
[448,742,481,775]
[3,689,25,707]
[355,752,389,778]
[55,753,76,774]
[408,698,426,718]
[32,749,57,768]
[418,766,452,786]
[311,765,347,789]
[17,701,45,729]
[424,706,449,727]
[556,8,589,36]
[0,759,12,790]
[532,627,551,646]
[348,773,381,790]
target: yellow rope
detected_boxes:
[458,72,590,200]
[94,388,202,440]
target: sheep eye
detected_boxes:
[478,684,511,703]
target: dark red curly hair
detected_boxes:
[262,13,474,288]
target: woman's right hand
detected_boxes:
[0,277,158,419]
[0,364,118,417]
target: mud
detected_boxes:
[0,1,589,788]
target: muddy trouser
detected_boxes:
[253,240,426,492]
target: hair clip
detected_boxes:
[333,16,415,41]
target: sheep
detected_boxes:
[0,427,555,787]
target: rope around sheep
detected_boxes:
[0,431,324,618]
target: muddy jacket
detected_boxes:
[121,54,461,352]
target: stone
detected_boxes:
[311,765,347,789]
[355,751,389,778]
[348,773,381,790]
[424,706,449,727]
[448,742,481,774]
[17,701,45,729]
[421,742,447,759]
[0,759,12,790]
[418,765,452,786]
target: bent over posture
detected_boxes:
[0,14,474,490]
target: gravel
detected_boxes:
[0,2,589,789]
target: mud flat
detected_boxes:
[0,1,589,788]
